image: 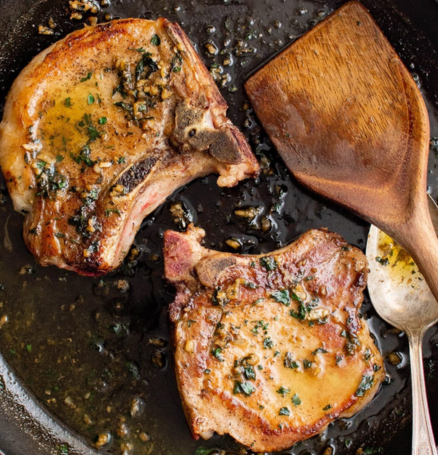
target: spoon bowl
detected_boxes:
[366,196,438,455]
[366,196,438,332]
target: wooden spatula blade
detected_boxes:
[245,0,430,225]
[245,1,438,305]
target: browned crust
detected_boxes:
[0,18,259,275]
[164,225,385,452]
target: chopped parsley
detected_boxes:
[291,292,302,302]
[171,53,183,73]
[58,443,70,454]
[279,407,290,416]
[375,256,389,266]
[355,375,374,397]
[277,386,290,396]
[70,145,94,167]
[303,359,312,369]
[343,330,361,356]
[98,117,107,125]
[233,380,255,396]
[292,393,301,406]
[104,208,121,217]
[118,157,126,164]
[87,94,95,105]
[135,52,158,81]
[263,337,274,349]
[187,320,197,327]
[77,113,103,143]
[114,101,134,115]
[87,125,101,142]
[151,34,161,45]
[323,404,332,411]
[252,320,268,334]
[284,352,299,369]
[270,289,290,305]
[80,72,92,82]
[289,303,307,320]
[259,256,277,271]
[56,154,64,163]
[243,280,257,289]
[211,347,224,362]
[363,348,372,361]
[64,98,72,108]
[312,347,328,355]
[243,365,256,380]
[211,287,229,306]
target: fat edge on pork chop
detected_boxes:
[164,225,385,452]
[0,18,259,275]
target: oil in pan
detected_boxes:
[0,0,438,454]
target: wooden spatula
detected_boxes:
[245,1,438,303]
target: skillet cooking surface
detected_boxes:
[0,0,438,454]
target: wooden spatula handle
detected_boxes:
[395,208,438,305]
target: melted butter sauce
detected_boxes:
[376,232,425,291]
[39,73,117,160]
[0,0,438,455]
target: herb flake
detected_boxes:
[270,289,290,305]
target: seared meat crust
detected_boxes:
[164,225,384,452]
[0,18,259,275]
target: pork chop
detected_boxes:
[0,18,259,275]
[164,225,385,452]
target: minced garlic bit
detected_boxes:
[185,340,196,353]
[88,16,98,26]
[64,396,76,408]
[234,206,263,219]
[225,238,241,250]
[110,184,125,198]
[38,26,54,36]
[130,397,141,417]
[70,12,83,20]
[139,432,150,442]
[93,163,102,174]
[86,218,96,233]
[117,279,129,292]
[23,142,43,152]
[95,432,111,449]
[161,88,172,100]
[0,315,8,329]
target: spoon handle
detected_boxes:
[409,331,437,455]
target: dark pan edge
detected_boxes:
[0,353,98,455]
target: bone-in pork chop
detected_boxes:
[164,225,384,452]
[0,19,259,275]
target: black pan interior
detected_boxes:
[0,1,438,454]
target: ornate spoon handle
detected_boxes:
[409,330,437,455]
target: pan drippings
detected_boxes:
[0,1,438,454]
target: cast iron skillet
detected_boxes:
[0,1,438,454]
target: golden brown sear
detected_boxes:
[164,225,384,452]
[0,19,259,275]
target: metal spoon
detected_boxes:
[366,196,438,455]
